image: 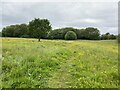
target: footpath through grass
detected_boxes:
[1,38,118,88]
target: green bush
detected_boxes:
[65,31,77,40]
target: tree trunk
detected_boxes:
[38,38,40,42]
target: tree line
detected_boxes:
[1,18,118,41]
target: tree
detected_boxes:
[77,29,86,39]
[84,27,100,40]
[105,32,110,40]
[2,27,6,37]
[109,34,116,39]
[101,33,116,40]
[64,31,77,40]
[2,24,29,38]
[2,25,15,37]
[29,18,52,41]
[47,27,100,40]
[101,34,105,40]
[13,24,29,37]
[47,27,79,39]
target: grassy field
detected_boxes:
[1,38,118,88]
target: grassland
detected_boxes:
[1,38,118,88]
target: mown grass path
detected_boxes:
[48,51,76,88]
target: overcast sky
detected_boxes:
[1,1,119,34]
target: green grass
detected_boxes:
[1,38,118,88]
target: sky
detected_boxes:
[0,0,119,34]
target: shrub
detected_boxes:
[64,31,77,40]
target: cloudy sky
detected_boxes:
[1,0,119,34]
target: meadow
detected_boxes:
[1,38,118,88]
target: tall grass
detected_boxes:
[2,38,118,88]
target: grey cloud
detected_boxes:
[1,2,118,34]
